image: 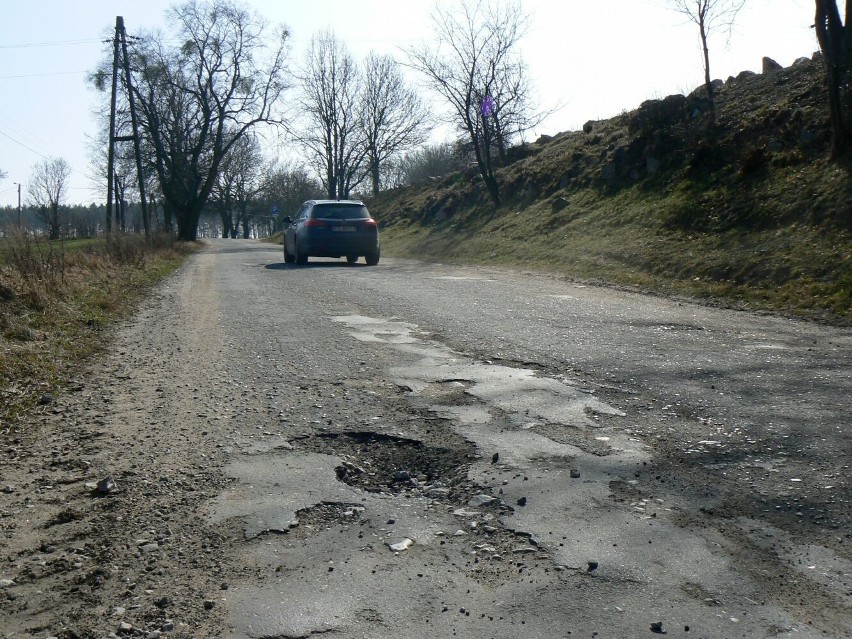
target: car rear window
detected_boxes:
[312,204,370,220]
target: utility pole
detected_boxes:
[106,17,120,235]
[106,16,150,240]
[13,182,21,226]
[118,20,149,239]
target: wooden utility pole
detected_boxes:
[119,20,149,237]
[106,17,120,234]
[106,16,150,239]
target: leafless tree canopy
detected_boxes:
[669,0,746,118]
[261,162,322,216]
[407,0,537,204]
[296,31,366,200]
[361,53,430,196]
[212,133,263,238]
[27,157,71,240]
[116,0,290,241]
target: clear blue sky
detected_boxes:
[0,0,818,207]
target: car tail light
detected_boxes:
[362,218,377,227]
[305,218,327,227]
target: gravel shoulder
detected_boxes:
[1,250,235,638]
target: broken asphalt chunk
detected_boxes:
[387,538,414,552]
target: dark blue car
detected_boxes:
[283,200,380,266]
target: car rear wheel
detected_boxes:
[346,255,358,264]
[295,240,308,265]
[365,250,380,266]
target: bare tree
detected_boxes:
[260,161,322,229]
[669,0,746,122]
[487,53,550,163]
[103,0,290,241]
[407,0,534,205]
[212,155,238,239]
[815,0,851,158]
[27,157,71,240]
[361,53,430,196]
[212,133,263,238]
[296,31,367,199]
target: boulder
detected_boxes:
[628,94,688,135]
[762,56,783,72]
[689,79,723,98]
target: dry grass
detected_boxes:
[0,231,197,433]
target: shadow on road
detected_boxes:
[264,261,372,270]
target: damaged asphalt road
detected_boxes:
[1,239,849,638]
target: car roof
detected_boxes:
[308,199,365,206]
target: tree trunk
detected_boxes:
[162,202,174,233]
[326,144,336,199]
[240,202,250,239]
[815,0,849,158]
[371,158,380,197]
[494,120,507,165]
[478,114,501,206]
[218,195,233,239]
[49,205,60,240]
[470,140,501,206]
[699,18,716,124]
[175,206,201,242]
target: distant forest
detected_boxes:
[0,202,275,239]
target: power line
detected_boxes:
[0,70,88,80]
[0,120,95,182]
[0,127,49,159]
[0,110,58,154]
[0,38,102,49]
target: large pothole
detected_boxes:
[292,431,485,504]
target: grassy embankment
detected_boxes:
[0,232,197,432]
[368,57,850,324]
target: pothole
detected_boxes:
[284,502,364,540]
[287,425,557,585]
[293,431,482,503]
